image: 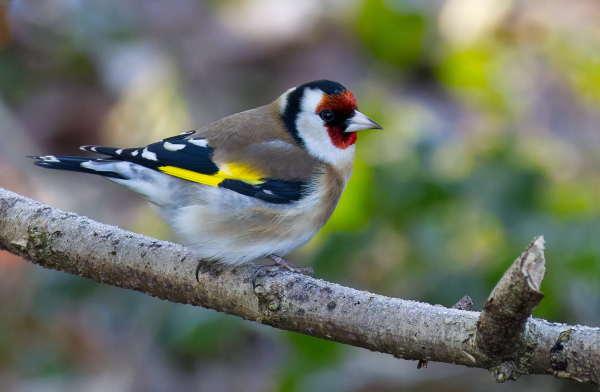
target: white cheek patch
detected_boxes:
[301,88,324,116]
[296,88,355,167]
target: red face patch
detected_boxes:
[316,90,357,115]
[316,91,358,150]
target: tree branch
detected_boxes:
[1,187,598,385]
[477,237,547,381]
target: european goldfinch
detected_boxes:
[32,80,382,276]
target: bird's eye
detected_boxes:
[319,110,335,122]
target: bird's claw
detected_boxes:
[252,254,313,288]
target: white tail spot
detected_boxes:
[42,155,60,163]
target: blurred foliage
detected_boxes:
[356,0,426,68]
[1,0,600,391]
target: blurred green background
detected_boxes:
[1,0,599,391]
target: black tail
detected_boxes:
[29,156,126,179]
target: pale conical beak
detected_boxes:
[344,110,383,133]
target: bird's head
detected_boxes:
[278,80,382,166]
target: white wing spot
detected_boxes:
[163,142,186,151]
[189,139,208,147]
[142,148,158,161]
[115,149,123,155]
[263,189,274,195]
[131,150,139,156]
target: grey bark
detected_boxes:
[0,187,599,386]
[477,237,548,381]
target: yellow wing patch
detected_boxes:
[158,163,265,187]
[158,166,223,187]
[217,163,264,185]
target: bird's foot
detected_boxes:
[195,259,223,282]
[253,254,314,288]
[266,254,314,276]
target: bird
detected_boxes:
[31,80,382,282]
